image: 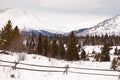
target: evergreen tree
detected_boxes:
[12,26,19,37]
[111,58,117,70]
[100,43,111,61]
[43,37,49,56]
[0,21,20,50]
[0,20,13,49]
[81,49,86,60]
[36,33,43,55]
[7,26,20,52]
[51,39,58,58]
[118,49,120,55]
[114,47,118,55]
[65,31,79,61]
[58,40,65,59]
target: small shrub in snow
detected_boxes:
[18,53,26,61]
[111,58,117,70]
[100,44,111,62]
[94,53,100,61]
[111,57,120,71]
[80,49,86,60]
[10,74,15,78]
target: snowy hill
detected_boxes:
[0,8,65,36]
[1,8,120,37]
[0,45,119,80]
[76,15,120,36]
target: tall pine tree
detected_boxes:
[43,37,49,56]
[65,31,79,61]
[7,25,20,52]
[0,20,13,49]
[51,39,58,58]
[36,33,43,55]
[100,43,111,61]
[58,40,65,59]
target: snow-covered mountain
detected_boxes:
[24,30,62,37]
[0,8,65,36]
[76,15,120,36]
[1,8,120,37]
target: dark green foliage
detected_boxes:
[43,37,49,56]
[36,33,43,55]
[77,44,81,52]
[118,49,120,55]
[65,31,79,61]
[0,20,20,50]
[111,58,117,70]
[58,40,65,59]
[114,47,118,55]
[51,39,58,58]
[12,26,19,37]
[92,51,96,55]
[77,34,120,46]
[81,49,86,60]
[100,43,111,61]
[94,53,100,61]
[0,20,13,49]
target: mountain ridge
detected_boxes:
[0,8,120,37]
[75,15,120,36]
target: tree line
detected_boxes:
[26,31,81,61]
[78,34,120,46]
[1,20,120,62]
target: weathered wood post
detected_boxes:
[11,60,20,78]
[63,65,69,75]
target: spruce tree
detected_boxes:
[43,37,49,56]
[114,47,118,55]
[58,40,65,59]
[100,43,111,61]
[12,26,19,37]
[51,39,58,58]
[81,49,86,60]
[7,25,20,52]
[65,31,79,61]
[0,20,13,49]
[36,33,43,55]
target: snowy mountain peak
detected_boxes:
[0,8,65,34]
[76,14,120,36]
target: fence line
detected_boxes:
[0,59,118,72]
[0,60,65,68]
[0,64,119,77]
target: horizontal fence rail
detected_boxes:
[0,59,119,77]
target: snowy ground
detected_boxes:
[0,45,120,80]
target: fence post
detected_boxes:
[63,65,69,75]
[118,73,120,80]
[11,60,20,78]
[12,60,20,70]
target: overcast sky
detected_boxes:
[0,0,120,29]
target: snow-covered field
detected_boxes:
[0,45,120,80]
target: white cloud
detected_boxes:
[39,0,101,11]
